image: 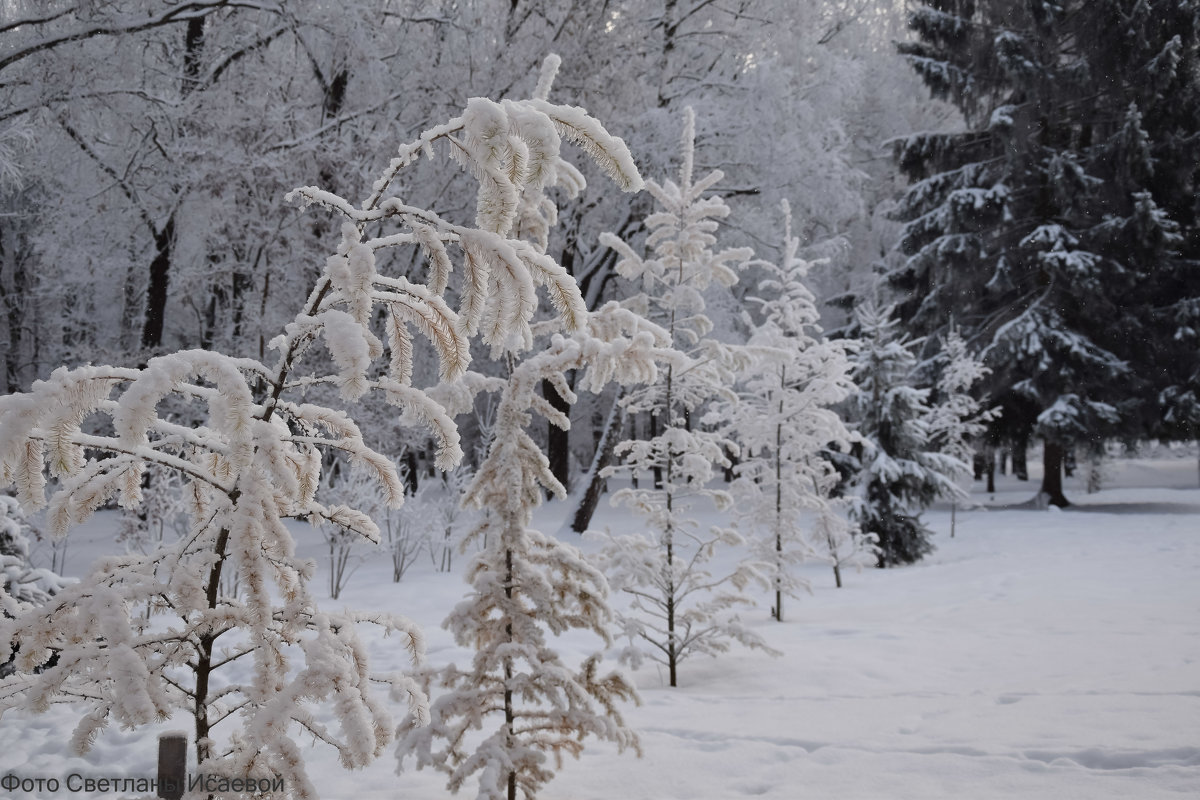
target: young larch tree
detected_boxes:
[591,108,773,687]
[728,201,859,618]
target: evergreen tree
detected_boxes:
[890,0,1200,505]
[847,302,962,567]
[727,202,860,617]
[926,326,997,535]
[592,108,772,687]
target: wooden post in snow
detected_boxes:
[157,732,186,800]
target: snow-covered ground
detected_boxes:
[2,451,1198,799]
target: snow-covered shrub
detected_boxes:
[0,494,68,613]
[0,55,643,797]
[385,510,423,582]
[408,466,476,574]
[592,108,774,687]
[319,462,388,599]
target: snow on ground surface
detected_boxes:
[1,450,1198,798]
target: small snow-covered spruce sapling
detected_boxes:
[925,326,998,536]
[847,301,964,567]
[729,201,863,615]
[591,107,775,688]
[0,54,641,797]
[397,305,670,800]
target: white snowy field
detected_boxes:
[2,451,1198,799]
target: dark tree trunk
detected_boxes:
[570,392,623,533]
[628,413,638,489]
[230,269,256,342]
[542,372,573,497]
[649,412,663,489]
[985,444,996,493]
[403,450,419,494]
[1013,433,1029,480]
[182,16,205,96]
[1039,440,1070,507]
[142,214,175,350]
[0,222,32,393]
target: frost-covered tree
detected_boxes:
[398,305,667,800]
[848,301,962,567]
[728,202,859,619]
[592,108,772,687]
[0,59,643,795]
[814,499,877,590]
[926,326,997,535]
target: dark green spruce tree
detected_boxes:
[890,0,1200,505]
[847,302,962,567]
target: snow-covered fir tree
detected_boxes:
[398,304,669,800]
[890,0,1200,505]
[728,201,860,618]
[0,57,644,797]
[926,326,997,535]
[847,301,962,567]
[592,108,773,687]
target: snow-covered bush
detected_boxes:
[319,462,388,599]
[409,466,477,574]
[0,494,68,613]
[728,201,862,612]
[592,108,773,687]
[0,55,643,797]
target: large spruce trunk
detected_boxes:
[1040,440,1070,507]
